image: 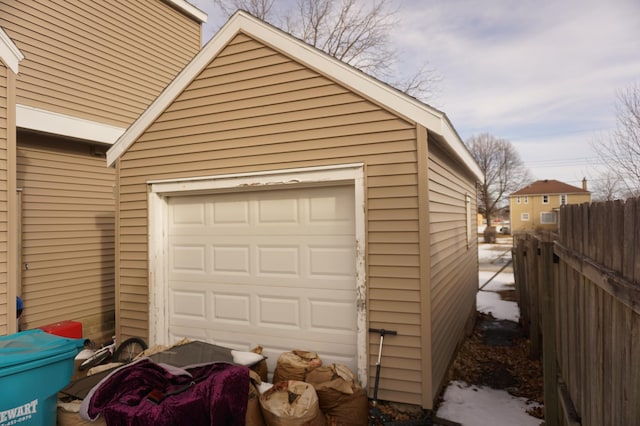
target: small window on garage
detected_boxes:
[521,213,529,221]
[466,193,472,247]
[542,195,549,204]
[540,211,556,224]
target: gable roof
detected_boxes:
[511,179,590,196]
[106,10,482,182]
[0,26,24,73]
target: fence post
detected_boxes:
[529,237,541,359]
[541,240,558,425]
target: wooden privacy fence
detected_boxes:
[513,198,640,426]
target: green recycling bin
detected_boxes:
[0,329,79,426]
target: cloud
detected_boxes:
[393,0,640,137]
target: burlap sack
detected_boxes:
[247,370,267,426]
[260,380,326,426]
[272,350,322,383]
[250,345,269,382]
[306,364,368,426]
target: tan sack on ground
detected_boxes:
[306,364,369,426]
[247,370,267,426]
[260,380,326,426]
[272,350,322,383]
[250,345,269,382]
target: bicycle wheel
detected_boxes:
[79,348,113,371]
[112,337,148,363]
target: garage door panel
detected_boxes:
[171,201,206,225]
[167,185,357,372]
[257,246,300,277]
[258,296,300,328]
[171,244,207,272]
[213,293,251,323]
[309,245,355,277]
[309,299,356,332]
[212,246,251,275]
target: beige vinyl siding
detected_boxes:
[116,33,428,406]
[17,133,115,340]
[428,140,478,394]
[0,64,7,334]
[0,0,200,128]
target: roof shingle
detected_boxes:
[511,179,589,196]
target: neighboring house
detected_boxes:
[107,11,483,408]
[0,1,206,338]
[510,179,591,232]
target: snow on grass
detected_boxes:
[437,381,542,426]
[477,290,520,322]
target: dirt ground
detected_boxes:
[369,307,544,425]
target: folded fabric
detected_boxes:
[80,358,249,425]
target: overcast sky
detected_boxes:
[190,0,640,189]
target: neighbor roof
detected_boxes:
[511,179,590,196]
[106,10,483,182]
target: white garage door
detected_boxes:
[166,185,357,373]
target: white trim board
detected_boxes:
[0,27,24,74]
[107,10,482,182]
[162,0,208,23]
[16,104,126,144]
[147,163,368,387]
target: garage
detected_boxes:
[109,11,483,407]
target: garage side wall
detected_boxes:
[428,140,478,395]
[17,133,116,340]
[116,33,428,405]
[0,0,201,128]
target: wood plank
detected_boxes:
[623,198,636,282]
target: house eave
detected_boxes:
[161,0,208,23]
[0,26,24,74]
[17,104,126,144]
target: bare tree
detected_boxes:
[211,0,438,101]
[213,0,275,20]
[466,133,533,239]
[590,171,623,202]
[593,83,640,197]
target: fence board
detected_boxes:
[513,197,640,426]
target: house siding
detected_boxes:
[17,133,116,340]
[116,33,429,406]
[428,140,478,394]
[0,63,7,334]
[0,0,201,128]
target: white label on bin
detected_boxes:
[0,399,38,425]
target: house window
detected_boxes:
[542,195,549,204]
[516,196,521,204]
[521,213,529,221]
[560,194,567,205]
[524,196,528,204]
[540,211,557,224]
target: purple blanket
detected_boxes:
[80,359,249,425]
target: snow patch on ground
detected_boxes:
[437,381,542,426]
